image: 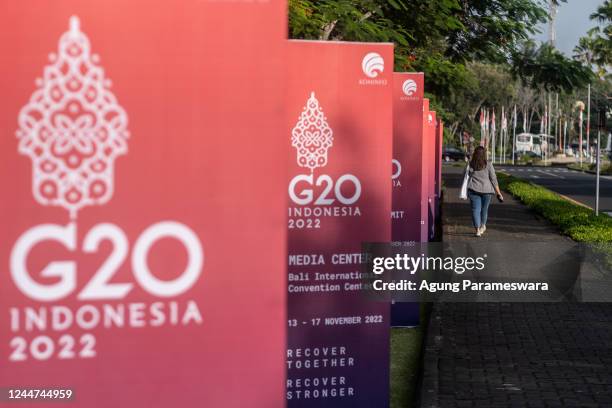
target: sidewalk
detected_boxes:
[420,165,612,408]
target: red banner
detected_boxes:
[421,99,430,241]
[389,73,423,327]
[429,112,437,199]
[286,40,393,407]
[0,1,287,407]
[436,119,443,198]
[427,111,437,239]
[392,73,424,242]
[435,119,444,222]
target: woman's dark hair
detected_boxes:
[470,146,487,171]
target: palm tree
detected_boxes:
[583,0,612,76]
[574,32,597,66]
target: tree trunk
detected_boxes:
[320,7,375,41]
[471,99,486,121]
[449,121,459,142]
[319,20,337,41]
[528,108,536,133]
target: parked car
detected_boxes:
[442,147,466,162]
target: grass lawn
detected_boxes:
[390,327,424,407]
[389,304,430,407]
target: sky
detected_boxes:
[532,0,603,56]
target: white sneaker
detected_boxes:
[480,225,486,234]
[475,229,482,237]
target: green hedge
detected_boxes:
[567,162,612,175]
[497,173,612,242]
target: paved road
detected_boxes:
[497,165,612,214]
[420,166,612,408]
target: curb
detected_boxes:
[566,166,595,174]
[500,170,595,211]
[556,192,593,210]
[419,303,442,408]
[566,166,612,176]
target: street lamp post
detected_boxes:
[512,105,517,165]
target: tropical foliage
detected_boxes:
[288,0,606,147]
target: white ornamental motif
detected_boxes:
[291,92,333,172]
[16,16,129,219]
[361,52,384,78]
[402,79,417,96]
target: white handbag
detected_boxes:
[459,167,470,200]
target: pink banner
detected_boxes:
[435,119,444,221]
[286,40,393,407]
[390,72,423,327]
[392,73,424,242]
[427,111,437,239]
[421,99,430,241]
[0,1,287,406]
[436,120,443,198]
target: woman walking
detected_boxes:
[464,146,503,237]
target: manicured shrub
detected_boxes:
[497,173,612,243]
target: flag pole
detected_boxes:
[596,128,601,215]
[512,105,517,165]
[555,93,559,152]
[502,106,506,164]
[491,114,494,162]
[587,84,591,163]
[500,106,504,164]
[564,116,567,153]
[579,106,583,166]
[547,93,551,165]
